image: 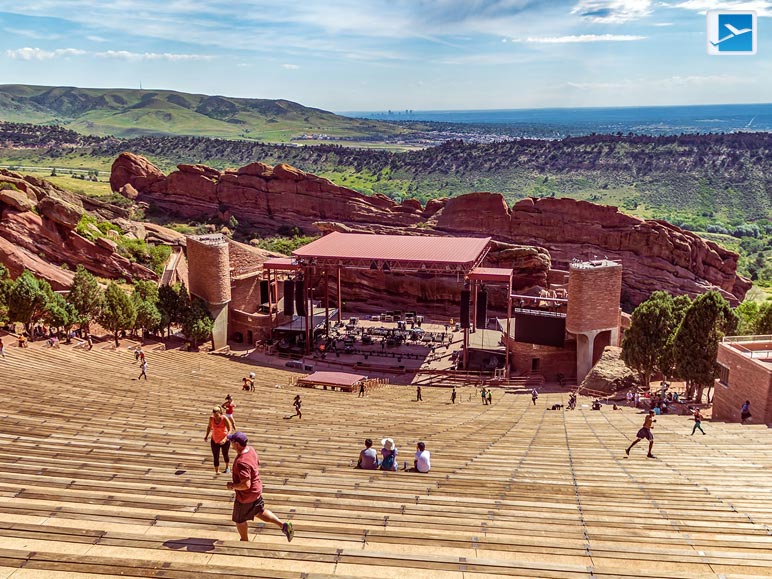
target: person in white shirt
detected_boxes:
[413,441,431,473]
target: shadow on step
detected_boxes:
[163,537,217,552]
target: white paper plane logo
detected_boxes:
[711,23,752,46]
[707,11,756,55]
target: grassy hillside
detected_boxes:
[0,84,409,141]
[1,122,769,286]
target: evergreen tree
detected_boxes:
[67,266,102,334]
[756,302,772,334]
[734,300,760,335]
[157,283,187,337]
[132,280,161,337]
[674,291,738,403]
[98,283,137,347]
[0,265,12,325]
[43,291,75,335]
[8,270,50,335]
[182,297,214,349]
[621,291,675,389]
[658,294,691,381]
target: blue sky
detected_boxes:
[0,0,769,111]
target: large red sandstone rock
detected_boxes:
[0,169,158,287]
[110,153,751,307]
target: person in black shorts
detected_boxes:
[293,394,302,419]
[626,410,656,458]
[226,431,294,542]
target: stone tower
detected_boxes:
[187,234,231,350]
[565,259,623,382]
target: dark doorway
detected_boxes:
[531,358,540,372]
[247,331,253,346]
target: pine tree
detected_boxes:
[182,298,213,349]
[67,266,102,334]
[98,283,137,347]
[674,291,738,402]
[8,270,50,335]
[621,291,675,389]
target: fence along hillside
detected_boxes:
[0,336,770,577]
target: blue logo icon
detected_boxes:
[707,11,756,55]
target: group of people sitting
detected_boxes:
[355,438,431,473]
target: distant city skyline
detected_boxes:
[0,0,770,112]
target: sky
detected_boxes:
[0,0,770,111]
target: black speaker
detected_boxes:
[295,280,306,316]
[283,280,294,316]
[460,289,470,329]
[476,289,488,329]
[260,280,269,304]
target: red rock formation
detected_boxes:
[435,195,750,306]
[0,169,157,288]
[111,152,423,231]
[110,154,751,306]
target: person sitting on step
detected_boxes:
[380,438,398,471]
[356,438,379,469]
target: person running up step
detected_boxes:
[626,410,656,458]
[225,431,294,543]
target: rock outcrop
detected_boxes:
[110,153,751,307]
[579,346,638,395]
[0,169,157,289]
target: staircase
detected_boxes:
[0,333,770,578]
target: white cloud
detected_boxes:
[652,21,674,25]
[669,0,772,17]
[5,46,214,61]
[86,35,108,42]
[512,33,647,42]
[572,0,653,22]
[567,74,755,89]
[5,47,86,60]
[4,28,61,40]
[281,63,300,69]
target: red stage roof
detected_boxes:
[263,257,300,270]
[292,232,491,272]
[468,267,513,283]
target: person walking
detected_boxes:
[626,391,633,407]
[451,388,457,404]
[416,385,422,402]
[531,388,539,406]
[137,358,148,380]
[486,389,492,405]
[740,400,751,423]
[626,410,657,458]
[481,387,487,405]
[358,382,366,398]
[225,431,294,542]
[222,394,236,428]
[0,337,5,359]
[204,406,233,474]
[691,408,706,435]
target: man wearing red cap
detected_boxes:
[225,431,294,542]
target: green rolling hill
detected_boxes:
[0,84,407,141]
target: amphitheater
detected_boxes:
[0,338,770,579]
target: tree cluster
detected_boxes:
[622,290,742,403]
[0,266,213,348]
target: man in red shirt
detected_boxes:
[225,431,294,542]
